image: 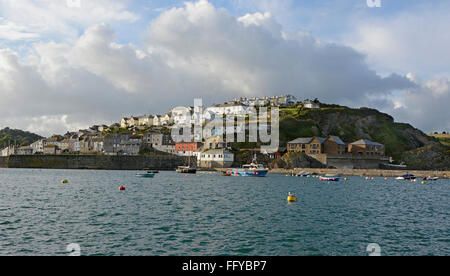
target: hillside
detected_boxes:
[278,103,442,163]
[0,128,43,149]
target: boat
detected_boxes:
[176,166,197,174]
[296,171,311,177]
[226,155,269,177]
[320,174,340,182]
[136,172,156,178]
[396,174,416,180]
[176,150,197,174]
[423,176,439,181]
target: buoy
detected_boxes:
[344,177,349,181]
[287,196,297,202]
[287,193,297,202]
[385,177,389,181]
[119,186,126,191]
[422,181,426,185]
[61,179,68,184]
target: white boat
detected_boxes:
[320,174,340,182]
[396,174,417,180]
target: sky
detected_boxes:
[0,0,449,136]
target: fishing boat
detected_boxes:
[226,155,268,177]
[396,174,416,180]
[320,174,340,182]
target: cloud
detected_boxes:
[1,0,441,137]
[345,2,450,76]
[385,74,450,133]
[0,0,139,41]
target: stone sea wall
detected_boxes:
[0,155,192,170]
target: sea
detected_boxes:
[0,168,448,256]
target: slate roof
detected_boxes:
[351,139,383,146]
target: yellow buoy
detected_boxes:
[344,177,349,181]
[61,179,69,184]
[287,196,297,202]
[422,181,426,185]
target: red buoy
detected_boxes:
[119,186,126,191]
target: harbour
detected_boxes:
[0,168,448,256]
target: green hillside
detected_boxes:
[278,103,437,160]
[0,128,43,149]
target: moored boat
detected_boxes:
[320,174,340,182]
[136,172,156,178]
[176,166,197,174]
[396,174,416,180]
[226,155,268,177]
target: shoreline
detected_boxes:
[212,168,450,178]
[268,168,450,178]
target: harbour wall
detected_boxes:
[0,155,192,170]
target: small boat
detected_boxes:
[176,166,197,174]
[136,172,156,178]
[396,174,416,180]
[423,176,439,181]
[296,171,311,177]
[320,174,340,182]
[226,155,268,177]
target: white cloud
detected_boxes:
[0,0,138,41]
[345,2,450,76]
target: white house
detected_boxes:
[304,100,320,109]
[198,149,234,168]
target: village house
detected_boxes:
[44,144,58,155]
[30,139,45,154]
[104,134,143,156]
[0,146,15,157]
[199,149,234,168]
[287,137,326,155]
[348,139,385,156]
[16,146,34,155]
[304,100,320,109]
[143,132,173,147]
[324,136,347,155]
[138,115,154,127]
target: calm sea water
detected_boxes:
[0,168,448,256]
